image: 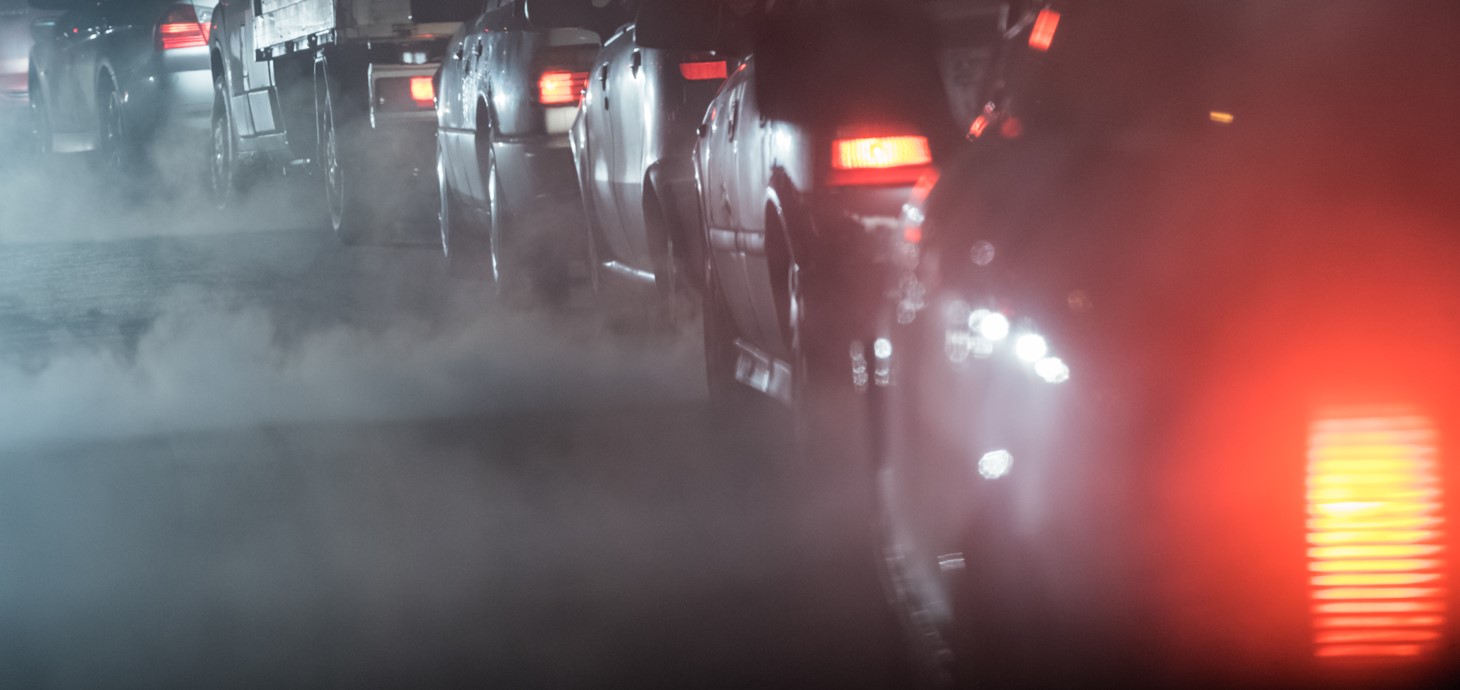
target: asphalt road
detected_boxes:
[0,155,899,688]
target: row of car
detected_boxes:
[13,0,1460,687]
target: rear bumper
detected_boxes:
[493,135,581,215]
[0,90,27,139]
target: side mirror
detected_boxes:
[30,17,58,42]
[635,0,749,53]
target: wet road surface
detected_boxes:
[0,157,899,688]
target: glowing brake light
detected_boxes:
[538,69,589,106]
[156,5,210,51]
[829,133,933,186]
[1307,412,1447,660]
[680,61,728,81]
[1028,8,1060,52]
[832,136,931,171]
[409,76,435,107]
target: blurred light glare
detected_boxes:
[978,450,1013,479]
[874,338,893,360]
[1034,357,1069,383]
[1015,333,1048,362]
[970,309,1010,341]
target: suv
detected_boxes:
[689,1,961,429]
[435,0,621,293]
[570,0,745,308]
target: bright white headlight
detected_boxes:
[978,449,1013,479]
[1034,356,1070,384]
[1014,333,1048,363]
[970,309,1010,341]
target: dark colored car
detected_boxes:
[690,1,968,425]
[27,0,217,168]
[435,0,621,292]
[569,0,744,307]
[875,1,1460,687]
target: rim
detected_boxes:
[437,138,451,257]
[102,91,124,171]
[485,151,502,284]
[30,90,49,154]
[323,90,345,231]
[211,107,231,209]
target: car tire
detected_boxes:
[98,85,137,175]
[439,138,491,279]
[28,73,50,155]
[318,69,376,245]
[209,82,249,211]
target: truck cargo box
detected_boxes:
[255,0,463,58]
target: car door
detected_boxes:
[706,65,759,345]
[590,26,634,264]
[437,15,472,197]
[607,26,650,267]
[729,68,786,357]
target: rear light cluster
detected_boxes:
[538,69,589,106]
[1307,412,1447,660]
[156,4,211,52]
[374,75,435,112]
[679,60,728,81]
[1028,8,1060,52]
[828,130,934,187]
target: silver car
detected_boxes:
[28,0,217,169]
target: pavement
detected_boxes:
[0,153,900,689]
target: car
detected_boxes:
[27,0,218,170]
[873,1,1460,687]
[569,0,747,311]
[435,0,622,294]
[687,0,967,434]
[207,0,473,241]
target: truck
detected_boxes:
[208,0,479,241]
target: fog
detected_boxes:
[0,137,891,688]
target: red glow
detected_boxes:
[968,115,988,139]
[1306,412,1446,660]
[157,5,208,51]
[1029,9,1060,52]
[410,76,435,107]
[832,136,931,171]
[679,61,728,81]
[538,69,589,106]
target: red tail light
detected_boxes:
[832,135,932,171]
[538,69,589,106]
[409,76,435,107]
[1307,411,1447,660]
[156,4,210,51]
[1028,8,1060,52]
[828,132,933,186]
[679,61,728,81]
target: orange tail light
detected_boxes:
[537,69,589,106]
[1028,8,1061,53]
[409,76,435,107]
[828,132,933,187]
[1307,412,1447,660]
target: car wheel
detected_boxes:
[28,76,50,155]
[651,200,695,326]
[209,84,247,211]
[481,145,519,297]
[99,86,135,174]
[439,137,490,279]
[319,75,374,244]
